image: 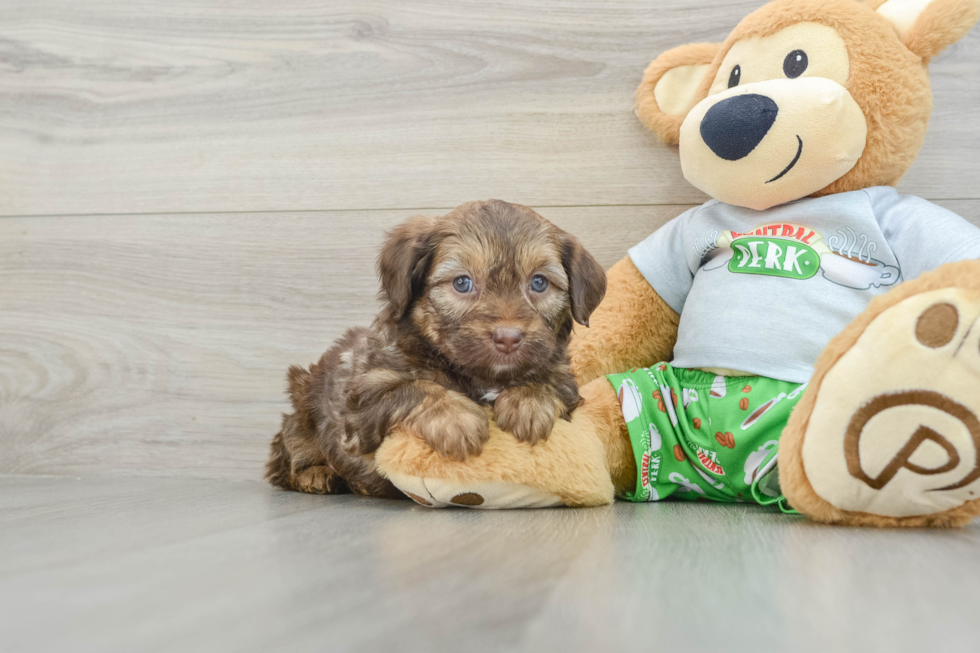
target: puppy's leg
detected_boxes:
[266,413,349,495]
[402,384,490,461]
[347,371,489,462]
[493,384,565,445]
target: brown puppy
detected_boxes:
[266,200,607,497]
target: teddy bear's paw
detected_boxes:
[799,280,980,526]
[384,470,563,509]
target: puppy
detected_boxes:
[265,200,606,497]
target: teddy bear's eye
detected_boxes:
[783,50,808,78]
[728,64,741,89]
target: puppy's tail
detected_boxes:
[286,364,314,412]
[265,429,294,490]
[268,364,313,489]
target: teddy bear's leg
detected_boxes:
[780,260,980,527]
[374,377,635,508]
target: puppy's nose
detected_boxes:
[493,327,523,354]
[699,94,778,161]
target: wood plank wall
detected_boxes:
[1,1,978,481]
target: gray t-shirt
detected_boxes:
[629,187,980,383]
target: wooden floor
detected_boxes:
[2,1,980,651]
[4,475,980,653]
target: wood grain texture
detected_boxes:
[1,0,978,216]
[2,475,979,653]
[0,204,688,481]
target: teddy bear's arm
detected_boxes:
[568,256,679,385]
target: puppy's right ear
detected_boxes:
[636,42,720,144]
[561,235,607,327]
[377,215,441,320]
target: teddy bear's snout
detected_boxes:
[699,94,779,161]
[680,77,867,211]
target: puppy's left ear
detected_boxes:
[876,0,980,61]
[561,236,607,327]
[377,215,441,320]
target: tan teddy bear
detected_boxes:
[375,0,980,527]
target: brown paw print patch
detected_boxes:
[405,491,433,506]
[915,302,959,348]
[450,492,485,506]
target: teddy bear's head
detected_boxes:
[636,0,980,211]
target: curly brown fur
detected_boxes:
[266,200,606,496]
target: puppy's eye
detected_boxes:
[728,65,741,89]
[452,276,474,293]
[783,50,808,79]
[530,275,549,293]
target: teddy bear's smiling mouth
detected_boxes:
[766,135,803,183]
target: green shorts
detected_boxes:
[607,364,807,511]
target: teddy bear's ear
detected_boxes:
[875,0,980,61]
[635,43,720,144]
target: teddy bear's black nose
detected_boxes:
[699,94,779,161]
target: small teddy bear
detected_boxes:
[372,0,980,527]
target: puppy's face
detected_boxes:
[378,200,606,380]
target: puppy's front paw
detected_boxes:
[408,391,490,461]
[493,385,561,445]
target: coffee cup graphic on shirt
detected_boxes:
[819,251,900,289]
[698,223,902,290]
[702,246,734,271]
